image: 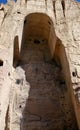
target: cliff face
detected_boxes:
[0,0,80,130]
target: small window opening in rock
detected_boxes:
[72,71,77,77]
[16,79,21,84]
[17,11,21,14]
[0,60,3,66]
[34,39,40,44]
[19,105,22,108]
[8,72,10,76]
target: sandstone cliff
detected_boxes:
[0,0,80,130]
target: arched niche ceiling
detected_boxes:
[22,13,56,57]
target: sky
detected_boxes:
[0,0,7,4]
[0,0,16,4]
[75,0,80,2]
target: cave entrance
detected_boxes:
[14,13,78,130]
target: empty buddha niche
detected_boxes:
[14,13,78,130]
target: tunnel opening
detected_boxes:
[13,13,78,130]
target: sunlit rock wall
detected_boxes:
[0,0,80,130]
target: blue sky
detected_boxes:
[75,0,80,2]
[0,0,16,4]
[0,0,7,4]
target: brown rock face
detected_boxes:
[19,38,78,130]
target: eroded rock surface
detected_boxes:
[0,0,80,130]
[10,39,78,130]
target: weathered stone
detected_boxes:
[0,0,80,130]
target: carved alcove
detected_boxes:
[13,35,20,67]
[13,13,78,130]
